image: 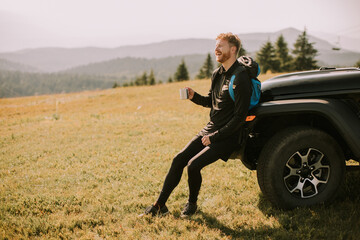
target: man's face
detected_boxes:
[215,39,232,63]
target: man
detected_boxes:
[142,33,252,217]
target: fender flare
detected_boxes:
[250,98,360,159]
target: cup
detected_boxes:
[179,88,189,100]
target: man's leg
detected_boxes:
[179,146,222,217]
[155,135,205,206]
[187,146,222,204]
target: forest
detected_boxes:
[0,71,121,98]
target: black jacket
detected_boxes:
[191,60,252,143]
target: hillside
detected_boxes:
[1,78,359,239]
[0,39,215,72]
[0,54,217,98]
[1,28,359,72]
[0,58,39,72]
[64,54,218,81]
[0,71,122,98]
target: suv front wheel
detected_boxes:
[257,127,345,209]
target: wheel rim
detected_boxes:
[283,148,330,199]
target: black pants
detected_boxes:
[156,133,238,205]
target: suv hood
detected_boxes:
[261,68,360,101]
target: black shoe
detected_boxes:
[139,204,169,217]
[180,202,197,217]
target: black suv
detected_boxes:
[232,67,360,209]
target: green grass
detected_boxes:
[1,76,360,239]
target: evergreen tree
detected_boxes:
[256,40,280,73]
[275,34,293,72]
[237,44,247,58]
[196,53,214,79]
[148,69,156,85]
[292,29,318,71]
[174,59,189,81]
[168,76,173,83]
[134,76,141,86]
[141,72,148,85]
[197,68,206,80]
[135,72,148,86]
[355,59,360,68]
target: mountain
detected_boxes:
[0,71,121,98]
[0,58,39,72]
[310,31,360,53]
[239,28,360,67]
[0,28,359,72]
[64,54,218,82]
[0,39,215,72]
[239,28,335,52]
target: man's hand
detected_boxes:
[186,87,194,100]
[201,135,211,146]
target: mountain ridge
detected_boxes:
[0,27,359,72]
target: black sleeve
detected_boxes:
[190,90,212,108]
[209,70,252,142]
[190,68,219,108]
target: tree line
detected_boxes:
[256,30,318,73]
[113,30,321,87]
[0,71,119,98]
[184,29,320,81]
[121,59,191,87]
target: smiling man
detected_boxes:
[142,33,252,218]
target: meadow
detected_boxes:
[1,73,359,239]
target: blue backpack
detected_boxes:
[229,56,261,109]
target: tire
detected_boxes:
[257,126,345,209]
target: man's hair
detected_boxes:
[216,32,241,55]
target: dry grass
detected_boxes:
[1,73,359,239]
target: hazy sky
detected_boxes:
[1,0,359,51]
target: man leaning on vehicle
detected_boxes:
[141,32,252,218]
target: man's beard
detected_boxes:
[216,51,231,63]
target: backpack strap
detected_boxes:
[228,65,246,102]
[229,75,236,102]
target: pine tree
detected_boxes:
[196,68,206,80]
[256,41,280,73]
[292,29,318,71]
[148,69,156,85]
[237,44,247,58]
[134,71,148,86]
[196,53,214,79]
[275,35,293,72]
[174,59,189,81]
[141,72,148,85]
[168,76,173,83]
[112,82,119,88]
[134,76,142,86]
[355,59,360,68]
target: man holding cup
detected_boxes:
[142,33,252,217]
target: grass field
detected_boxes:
[1,73,360,239]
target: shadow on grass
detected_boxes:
[191,211,276,239]
[257,170,360,239]
[190,171,360,239]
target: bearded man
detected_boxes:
[142,33,252,217]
